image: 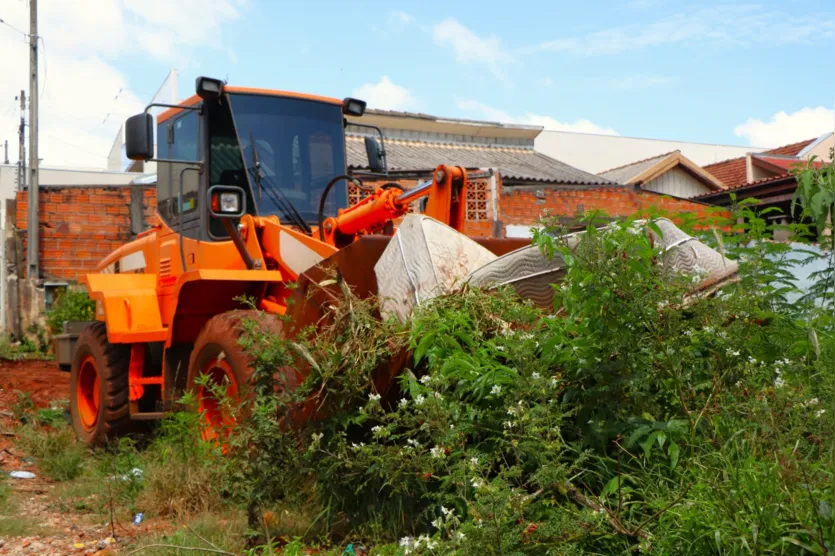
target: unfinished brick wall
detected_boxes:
[500,186,719,229]
[15,185,156,282]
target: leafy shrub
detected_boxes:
[224,209,834,553]
[45,288,95,335]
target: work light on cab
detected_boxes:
[196,76,224,100]
[208,185,246,218]
[342,97,366,116]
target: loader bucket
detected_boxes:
[285,234,530,399]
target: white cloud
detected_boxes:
[457,100,618,135]
[0,0,247,169]
[389,11,413,25]
[372,10,414,37]
[432,19,512,79]
[734,107,835,147]
[527,5,835,56]
[353,76,415,111]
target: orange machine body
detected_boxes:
[76,80,492,426]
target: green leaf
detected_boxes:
[781,537,825,554]
[642,431,659,458]
[668,442,680,471]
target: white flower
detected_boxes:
[726,348,740,357]
[704,326,715,334]
[351,442,365,450]
[311,432,323,442]
[456,531,466,540]
[432,517,442,529]
[532,372,541,380]
[449,424,455,429]
[407,438,421,449]
[433,391,443,399]
[774,376,785,388]
[507,407,517,416]
[471,478,485,489]
[684,329,694,337]
[803,398,820,407]
[470,457,479,466]
[475,518,484,528]
[549,377,558,387]
[371,425,383,437]
[399,398,408,408]
[399,536,414,548]
[503,421,515,429]
[420,375,432,385]
[496,345,505,352]
[425,539,438,550]
[415,395,426,406]
[735,380,742,388]
[815,409,826,418]
[748,356,758,364]
[491,385,502,395]
[368,392,381,402]
[441,506,453,516]
[628,226,641,235]
[430,445,446,459]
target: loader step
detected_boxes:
[129,412,165,421]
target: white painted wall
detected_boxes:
[0,165,145,191]
[644,166,712,198]
[536,130,766,174]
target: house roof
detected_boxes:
[598,150,725,191]
[763,138,816,156]
[702,157,748,187]
[702,138,819,188]
[693,173,796,202]
[752,154,815,172]
[346,135,614,185]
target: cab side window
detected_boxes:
[157,111,200,224]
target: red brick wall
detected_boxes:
[500,186,718,229]
[15,186,156,282]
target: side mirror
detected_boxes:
[208,185,246,218]
[125,113,154,161]
[364,136,386,173]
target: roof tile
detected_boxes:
[763,138,816,156]
[346,135,614,185]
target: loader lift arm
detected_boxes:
[321,165,491,248]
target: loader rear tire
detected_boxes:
[187,310,284,442]
[69,322,130,446]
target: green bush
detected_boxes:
[225,208,834,553]
[45,288,95,334]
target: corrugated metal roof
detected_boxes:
[346,135,614,185]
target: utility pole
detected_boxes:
[18,90,25,190]
[27,0,39,280]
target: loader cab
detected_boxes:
[126,78,361,241]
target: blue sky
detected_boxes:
[1,0,834,167]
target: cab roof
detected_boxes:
[157,86,343,124]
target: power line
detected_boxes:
[0,16,27,37]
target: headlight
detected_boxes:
[219,192,240,213]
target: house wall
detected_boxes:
[14,185,156,282]
[500,186,719,237]
[643,166,712,198]
[803,135,834,162]
[536,131,764,174]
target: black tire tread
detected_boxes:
[70,321,131,445]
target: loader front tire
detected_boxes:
[69,322,130,446]
[187,310,283,442]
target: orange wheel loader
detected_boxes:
[67,76,528,445]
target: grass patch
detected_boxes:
[16,423,89,482]
[125,511,249,555]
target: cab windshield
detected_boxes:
[228,93,348,223]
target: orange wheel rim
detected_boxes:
[198,357,239,444]
[77,354,100,431]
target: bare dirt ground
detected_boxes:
[0,359,161,555]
